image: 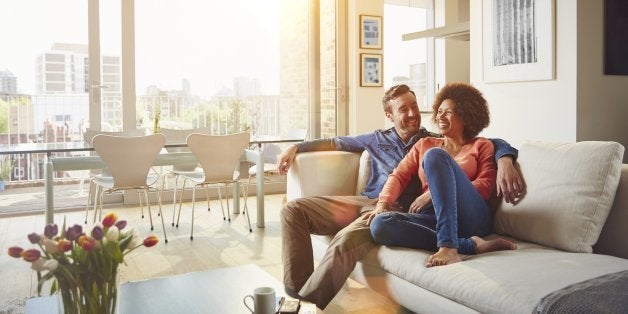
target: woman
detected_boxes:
[368,83,516,267]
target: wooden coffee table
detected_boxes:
[25,264,318,313]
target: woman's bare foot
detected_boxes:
[425,247,462,267]
[472,236,517,254]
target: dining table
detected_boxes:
[0,141,269,228]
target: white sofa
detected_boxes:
[286,141,628,313]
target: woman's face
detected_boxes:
[436,99,465,138]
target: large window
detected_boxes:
[99,0,123,131]
[384,1,433,112]
[1,1,88,142]
[0,0,341,184]
[134,0,339,140]
[135,0,282,136]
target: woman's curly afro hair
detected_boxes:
[431,83,490,139]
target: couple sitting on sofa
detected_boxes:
[278,83,520,309]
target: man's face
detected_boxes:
[385,91,421,138]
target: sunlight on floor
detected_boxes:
[0,194,404,313]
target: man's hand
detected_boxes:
[496,156,525,204]
[365,201,392,226]
[277,144,299,175]
[409,191,431,213]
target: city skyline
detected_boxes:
[0,0,281,97]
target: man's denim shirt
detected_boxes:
[296,127,518,208]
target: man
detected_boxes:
[277,84,524,309]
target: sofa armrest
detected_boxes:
[286,151,362,201]
[594,164,628,259]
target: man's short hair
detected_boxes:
[382,84,415,113]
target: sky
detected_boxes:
[0,0,280,96]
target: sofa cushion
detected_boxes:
[362,237,628,314]
[494,141,625,253]
[355,150,371,196]
[594,165,628,259]
[286,151,361,201]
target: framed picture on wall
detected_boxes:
[360,53,383,87]
[360,15,382,49]
[482,0,555,83]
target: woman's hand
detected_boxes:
[496,157,525,203]
[409,191,431,213]
[365,201,392,226]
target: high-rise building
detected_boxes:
[35,43,89,94]
[0,69,17,94]
[32,43,122,135]
[233,77,260,97]
[101,55,122,130]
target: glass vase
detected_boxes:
[56,267,118,314]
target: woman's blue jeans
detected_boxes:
[370,148,492,255]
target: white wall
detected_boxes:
[348,0,386,135]
[470,0,628,162]
[470,0,578,146]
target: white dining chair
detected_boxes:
[242,128,308,210]
[158,127,212,226]
[174,132,251,239]
[83,129,148,224]
[91,134,169,243]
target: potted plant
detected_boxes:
[0,157,11,192]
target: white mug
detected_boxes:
[243,286,276,314]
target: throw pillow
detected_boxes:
[494,141,625,253]
[355,150,371,196]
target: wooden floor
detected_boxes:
[0,194,404,313]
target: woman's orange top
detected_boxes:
[379,137,496,204]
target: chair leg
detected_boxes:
[217,185,227,221]
[96,186,105,223]
[91,184,99,224]
[190,185,197,240]
[206,185,211,212]
[158,173,167,220]
[225,184,231,222]
[172,175,179,226]
[241,181,252,232]
[145,188,154,231]
[138,190,144,219]
[176,178,187,228]
[244,174,253,215]
[84,181,95,224]
[155,186,168,243]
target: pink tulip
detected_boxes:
[91,226,105,241]
[78,235,96,251]
[114,220,127,230]
[65,224,83,241]
[102,212,118,228]
[57,239,73,252]
[21,249,41,262]
[8,246,23,258]
[27,233,41,244]
[143,235,159,247]
[44,224,58,238]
